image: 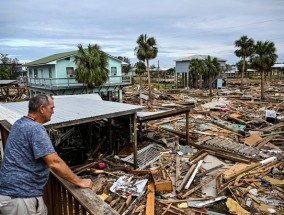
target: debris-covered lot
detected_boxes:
[69,79,284,215]
[1,79,283,215]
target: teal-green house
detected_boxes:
[24,50,131,101]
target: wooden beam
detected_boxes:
[132,113,138,169]
[137,106,192,123]
[176,163,196,192]
[146,182,155,215]
[175,156,181,189]
[185,160,203,189]
[186,111,189,145]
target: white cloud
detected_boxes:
[0,0,283,67]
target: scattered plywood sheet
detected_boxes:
[202,155,233,197]
[245,132,262,146]
[222,163,256,179]
[245,133,276,149]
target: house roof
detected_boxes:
[175,55,226,62]
[272,63,284,68]
[0,80,18,85]
[235,68,256,72]
[24,49,126,67]
[150,67,173,71]
[0,94,144,128]
[24,50,77,66]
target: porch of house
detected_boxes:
[28,76,132,101]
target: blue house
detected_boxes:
[175,55,226,87]
[24,50,131,101]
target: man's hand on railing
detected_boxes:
[44,152,93,189]
[77,178,93,189]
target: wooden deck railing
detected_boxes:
[28,76,132,90]
[44,172,118,215]
[1,122,117,215]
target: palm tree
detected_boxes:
[135,61,146,90]
[189,60,198,88]
[251,41,277,100]
[134,34,158,100]
[74,44,109,93]
[189,59,206,89]
[236,60,249,77]
[0,66,10,79]
[235,35,255,92]
[135,61,146,104]
[204,56,220,96]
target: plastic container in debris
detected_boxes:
[265,110,277,123]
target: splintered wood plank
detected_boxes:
[176,163,196,192]
[146,182,155,215]
[161,203,172,215]
[255,137,273,149]
[175,156,181,188]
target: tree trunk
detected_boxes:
[261,70,265,100]
[209,75,213,97]
[146,59,151,101]
[241,57,245,92]
[199,73,202,89]
[139,75,143,105]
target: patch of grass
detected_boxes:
[153,83,174,89]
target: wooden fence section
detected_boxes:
[44,172,118,215]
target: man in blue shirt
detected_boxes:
[0,94,93,215]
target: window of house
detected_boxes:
[49,67,52,78]
[66,67,75,78]
[34,68,38,78]
[111,67,117,76]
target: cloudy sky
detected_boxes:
[1,0,284,67]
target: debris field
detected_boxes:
[71,79,284,215]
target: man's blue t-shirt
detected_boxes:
[0,116,55,197]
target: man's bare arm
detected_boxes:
[43,152,93,188]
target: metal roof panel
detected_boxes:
[0,94,144,128]
[0,80,17,85]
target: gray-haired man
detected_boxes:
[0,94,93,215]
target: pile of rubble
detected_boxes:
[0,85,29,102]
[73,80,284,214]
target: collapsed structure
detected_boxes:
[0,79,284,214]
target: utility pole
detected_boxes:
[158,60,160,89]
